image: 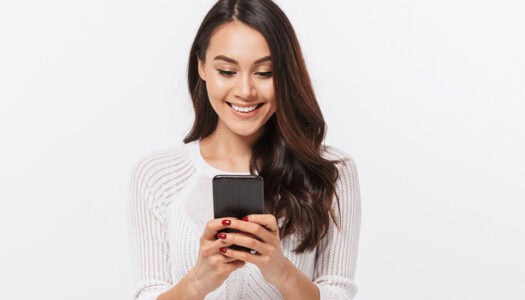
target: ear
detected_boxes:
[197,57,207,82]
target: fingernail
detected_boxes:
[219,247,227,253]
[222,219,231,226]
[242,216,249,221]
[217,233,227,239]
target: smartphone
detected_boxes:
[213,174,265,252]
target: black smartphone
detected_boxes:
[213,174,265,252]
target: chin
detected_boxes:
[227,123,264,137]
[231,128,262,137]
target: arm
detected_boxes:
[275,260,321,299]
[128,156,172,300]
[128,156,173,300]
[311,154,362,299]
[129,153,223,300]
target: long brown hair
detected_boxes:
[183,0,345,253]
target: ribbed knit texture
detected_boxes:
[128,139,361,299]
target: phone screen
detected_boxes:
[212,174,264,252]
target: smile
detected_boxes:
[226,101,265,113]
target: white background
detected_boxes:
[1,0,524,299]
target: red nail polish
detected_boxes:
[242,216,249,221]
[222,219,231,226]
[220,247,227,253]
[217,233,227,239]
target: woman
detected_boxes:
[129,0,361,299]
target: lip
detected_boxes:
[226,101,265,119]
[226,101,264,108]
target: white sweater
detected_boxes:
[128,139,361,299]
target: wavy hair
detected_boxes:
[183,0,345,253]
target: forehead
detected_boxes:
[206,21,271,64]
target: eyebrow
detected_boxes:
[213,55,272,65]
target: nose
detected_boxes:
[235,73,257,100]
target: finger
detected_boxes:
[243,214,279,233]
[220,246,260,265]
[217,251,240,263]
[224,256,240,263]
[202,238,232,256]
[234,231,260,241]
[217,246,243,263]
[216,231,267,254]
[224,259,246,271]
[202,217,238,241]
[203,240,240,263]
[226,218,276,243]
[208,249,241,264]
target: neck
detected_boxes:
[198,121,264,172]
[202,121,263,156]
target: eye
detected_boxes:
[217,69,273,78]
[217,69,236,77]
[256,71,273,78]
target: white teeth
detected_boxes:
[230,103,258,113]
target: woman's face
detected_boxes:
[197,21,276,139]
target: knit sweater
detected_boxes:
[128,139,361,299]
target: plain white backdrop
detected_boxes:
[1,0,524,299]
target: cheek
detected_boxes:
[261,82,276,109]
[205,77,232,102]
[209,75,232,91]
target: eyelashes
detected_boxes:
[217,69,236,77]
[217,69,272,78]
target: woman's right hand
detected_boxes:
[186,217,246,297]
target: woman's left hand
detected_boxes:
[216,214,293,286]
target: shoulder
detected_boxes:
[129,143,199,220]
[321,144,358,170]
[129,143,197,194]
[320,144,360,191]
[320,145,361,226]
[130,143,190,177]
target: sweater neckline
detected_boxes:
[187,139,253,178]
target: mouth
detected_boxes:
[226,101,265,113]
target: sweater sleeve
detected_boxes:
[312,153,361,299]
[128,155,173,300]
